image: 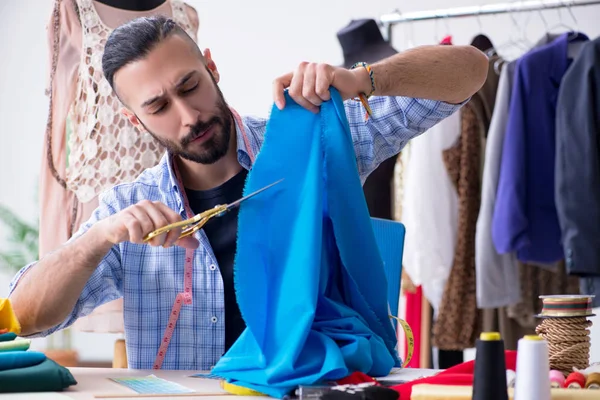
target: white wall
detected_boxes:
[0,0,599,363]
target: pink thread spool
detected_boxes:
[549,370,565,388]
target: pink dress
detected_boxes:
[41,0,199,333]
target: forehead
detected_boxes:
[113,35,203,105]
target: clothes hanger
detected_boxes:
[433,13,452,44]
[544,1,579,40]
[492,4,532,60]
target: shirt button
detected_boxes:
[209,264,216,271]
[211,316,218,323]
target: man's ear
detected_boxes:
[121,108,144,131]
[203,48,220,83]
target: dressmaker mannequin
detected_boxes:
[95,0,166,11]
[336,19,398,220]
[42,0,198,368]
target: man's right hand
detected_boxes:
[96,200,199,249]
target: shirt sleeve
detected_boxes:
[492,59,530,255]
[555,40,600,277]
[344,96,466,182]
[8,189,124,338]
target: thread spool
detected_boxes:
[565,371,586,389]
[506,370,516,388]
[472,332,508,400]
[514,335,551,400]
[585,372,600,389]
[535,295,595,376]
[549,370,565,388]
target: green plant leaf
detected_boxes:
[0,204,39,273]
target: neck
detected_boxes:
[94,0,166,11]
[175,124,242,191]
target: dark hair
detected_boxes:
[102,15,198,90]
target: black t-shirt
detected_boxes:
[185,169,248,352]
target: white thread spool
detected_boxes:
[514,335,551,400]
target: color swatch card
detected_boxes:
[110,375,196,394]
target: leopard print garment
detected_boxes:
[507,260,580,329]
[431,100,484,350]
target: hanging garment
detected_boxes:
[400,112,460,316]
[432,55,501,351]
[492,32,589,265]
[41,0,198,333]
[475,62,521,309]
[210,88,400,398]
[555,36,600,308]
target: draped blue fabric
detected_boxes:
[210,88,400,398]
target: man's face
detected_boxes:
[114,34,232,164]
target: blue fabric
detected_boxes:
[0,351,46,371]
[210,88,400,398]
[0,333,16,343]
[492,32,589,264]
[9,93,461,371]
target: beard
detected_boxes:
[140,87,233,165]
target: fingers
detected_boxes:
[288,62,318,113]
[315,63,332,102]
[148,202,185,248]
[144,202,177,247]
[118,201,185,247]
[275,62,333,113]
[272,72,292,110]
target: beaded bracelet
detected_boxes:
[350,61,376,119]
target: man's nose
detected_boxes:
[175,100,200,127]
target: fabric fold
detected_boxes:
[210,88,399,398]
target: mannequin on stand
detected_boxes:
[42,0,198,367]
[95,0,166,10]
[336,19,398,220]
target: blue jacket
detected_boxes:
[492,32,589,264]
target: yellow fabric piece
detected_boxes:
[220,380,267,396]
[0,298,21,335]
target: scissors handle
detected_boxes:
[143,204,228,242]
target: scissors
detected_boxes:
[143,178,284,243]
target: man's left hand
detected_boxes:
[272,62,371,113]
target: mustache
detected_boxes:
[181,117,221,146]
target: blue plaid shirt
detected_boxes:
[9,95,463,370]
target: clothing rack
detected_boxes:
[380,0,600,40]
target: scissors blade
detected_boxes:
[226,178,284,210]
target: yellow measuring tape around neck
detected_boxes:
[390,315,415,368]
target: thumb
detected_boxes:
[176,236,200,249]
[273,72,293,110]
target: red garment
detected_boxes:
[336,371,378,385]
[403,286,422,368]
[392,350,517,399]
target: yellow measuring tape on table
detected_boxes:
[390,315,415,368]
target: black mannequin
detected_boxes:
[95,0,167,11]
[337,19,398,220]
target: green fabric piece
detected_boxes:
[0,358,77,393]
[0,333,16,342]
[0,339,30,352]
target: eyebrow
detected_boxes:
[140,71,197,108]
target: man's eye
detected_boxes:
[151,104,167,114]
[182,83,198,94]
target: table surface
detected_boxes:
[0,367,440,399]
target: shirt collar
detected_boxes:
[546,32,589,85]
